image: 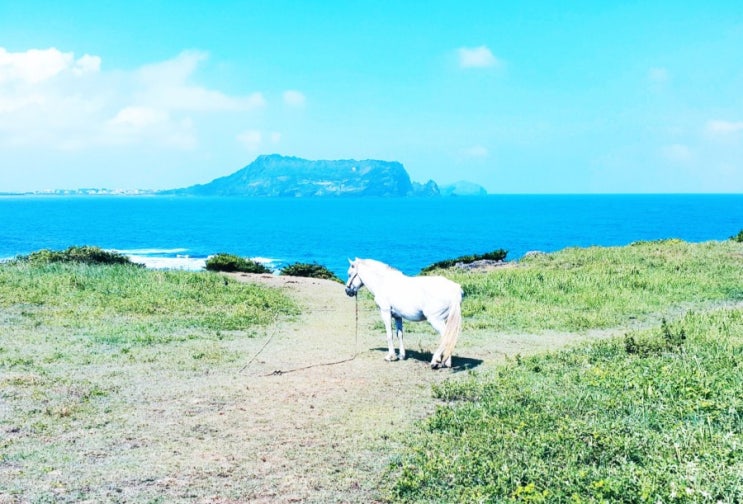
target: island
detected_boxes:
[160,154,485,198]
[5,154,488,197]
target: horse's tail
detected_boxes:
[441,294,463,364]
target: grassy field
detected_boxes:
[387,309,743,502]
[1,239,741,502]
[451,239,743,333]
[387,239,743,503]
[0,262,299,502]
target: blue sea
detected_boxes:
[1,194,742,277]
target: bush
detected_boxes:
[279,262,341,282]
[18,246,136,266]
[421,249,508,273]
[731,229,743,242]
[205,253,271,274]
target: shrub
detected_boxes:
[18,246,136,266]
[623,318,687,357]
[279,262,341,282]
[205,253,271,274]
[421,249,508,273]
[731,229,743,242]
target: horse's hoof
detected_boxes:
[385,355,399,362]
[399,353,407,361]
[430,362,441,369]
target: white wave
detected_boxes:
[251,256,280,266]
[114,247,189,256]
[128,255,206,271]
[124,253,282,272]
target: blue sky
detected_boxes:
[1,1,742,193]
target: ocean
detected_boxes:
[1,194,742,277]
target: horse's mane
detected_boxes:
[358,258,404,276]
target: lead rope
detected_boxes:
[240,293,360,376]
[238,324,278,373]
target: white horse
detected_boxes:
[344,258,463,368]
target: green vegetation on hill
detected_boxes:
[388,308,743,502]
[17,245,137,267]
[0,260,298,337]
[449,239,743,333]
[421,249,508,273]
[387,239,743,502]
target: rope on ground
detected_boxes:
[240,294,361,376]
[238,325,279,373]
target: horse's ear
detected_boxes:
[348,258,353,265]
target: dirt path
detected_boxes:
[199,273,605,503]
[222,273,450,503]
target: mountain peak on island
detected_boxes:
[163,154,441,197]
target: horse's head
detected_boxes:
[345,258,364,297]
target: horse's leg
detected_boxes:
[427,316,448,368]
[380,308,397,361]
[394,316,406,360]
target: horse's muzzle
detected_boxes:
[345,287,357,297]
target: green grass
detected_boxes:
[449,239,743,332]
[387,308,743,502]
[0,261,299,375]
[0,261,298,333]
[387,239,743,503]
[0,261,300,501]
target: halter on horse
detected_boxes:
[345,258,463,368]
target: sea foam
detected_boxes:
[118,249,281,272]
[127,255,207,271]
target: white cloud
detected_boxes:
[237,130,262,151]
[706,119,743,136]
[0,47,266,152]
[0,92,44,114]
[135,50,266,112]
[458,46,499,69]
[0,47,79,84]
[104,106,197,149]
[647,67,669,85]
[283,90,306,107]
[660,143,693,163]
[73,54,101,76]
[143,85,265,112]
[0,46,108,149]
[462,145,489,158]
[109,106,168,128]
[138,50,207,85]
[236,129,282,151]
